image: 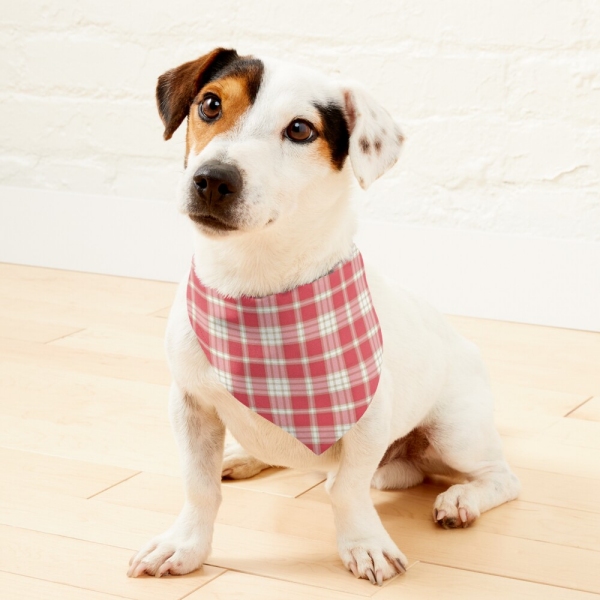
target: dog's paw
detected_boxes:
[338,536,407,585]
[222,441,269,479]
[433,483,480,529]
[127,529,210,578]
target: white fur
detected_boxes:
[128,54,520,584]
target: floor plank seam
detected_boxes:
[87,471,143,500]
[2,523,139,553]
[502,498,600,517]
[0,568,134,600]
[293,476,327,499]
[515,465,600,482]
[178,568,230,599]
[43,327,87,344]
[563,396,595,418]
[418,559,600,594]
[201,563,377,597]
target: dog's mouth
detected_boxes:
[188,213,238,231]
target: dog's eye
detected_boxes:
[199,94,222,121]
[284,119,315,143]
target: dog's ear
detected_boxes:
[341,82,404,189]
[156,48,239,140]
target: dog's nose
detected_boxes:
[193,161,242,208]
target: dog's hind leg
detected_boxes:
[371,459,424,490]
[370,428,429,490]
[429,389,520,529]
[221,438,270,479]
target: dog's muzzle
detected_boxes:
[188,160,243,231]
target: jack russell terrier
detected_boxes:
[128,47,520,585]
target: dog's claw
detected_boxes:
[375,569,384,586]
[349,561,359,577]
[395,558,406,574]
[435,509,446,522]
[366,568,376,585]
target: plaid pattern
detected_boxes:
[187,247,383,455]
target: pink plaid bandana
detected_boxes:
[187,247,383,454]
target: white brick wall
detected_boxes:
[1,0,599,241]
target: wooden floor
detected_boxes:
[1,262,599,600]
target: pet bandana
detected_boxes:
[187,247,383,454]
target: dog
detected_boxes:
[127,47,520,585]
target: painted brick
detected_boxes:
[1,0,599,242]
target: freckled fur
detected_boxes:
[359,137,371,154]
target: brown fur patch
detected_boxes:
[187,76,254,155]
[313,102,350,170]
[359,137,371,154]
[157,48,239,141]
[374,139,382,154]
[378,428,430,468]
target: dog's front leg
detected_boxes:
[328,416,408,585]
[128,382,224,577]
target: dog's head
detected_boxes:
[157,48,404,236]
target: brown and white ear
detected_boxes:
[342,82,404,189]
[156,47,238,140]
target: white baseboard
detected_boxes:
[1,185,599,332]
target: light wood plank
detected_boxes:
[0,525,223,600]
[0,447,137,499]
[299,484,600,593]
[0,315,81,343]
[568,396,600,422]
[374,562,600,600]
[191,570,368,600]
[475,499,600,551]
[96,472,335,541]
[0,414,180,476]
[0,486,385,597]
[96,466,600,552]
[0,361,169,423]
[303,480,600,552]
[514,467,600,514]
[223,466,325,498]
[51,323,167,361]
[537,418,600,450]
[492,383,588,438]
[0,295,170,336]
[95,470,600,589]
[0,337,170,385]
[98,471,324,515]
[0,572,125,600]
[388,514,600,593]
[0,361,178,474]
[0,263,176,315]
[448,315,600,396]
[0,486,173,550]
[502,437,600,479]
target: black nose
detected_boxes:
[193,161,242,208]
